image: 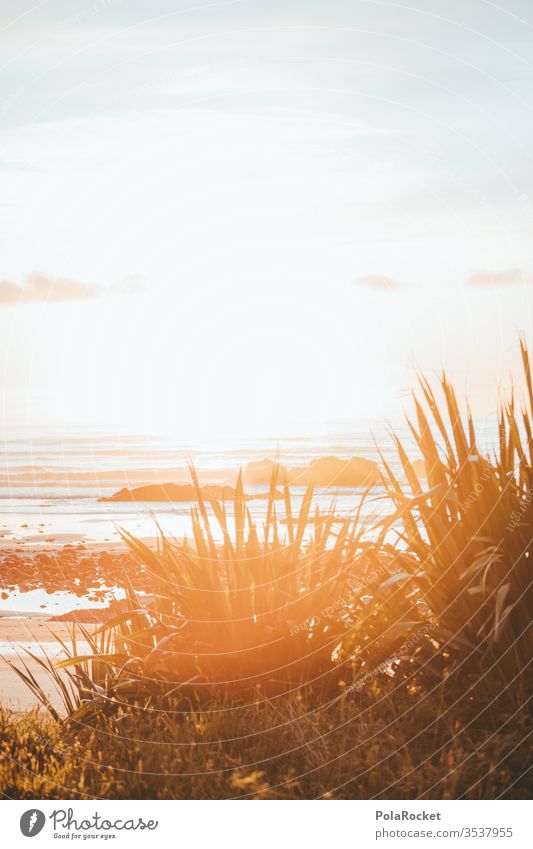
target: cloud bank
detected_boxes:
[0,272,142,306]
[466,268,530,287]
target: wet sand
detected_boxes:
[0,541,152,712]
[0,541,154,598]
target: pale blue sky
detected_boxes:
[1,1,532,435]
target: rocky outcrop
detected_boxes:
[244,459,287,485]
[412,459,427,478]
[100,483,282,502]
[244,455,380,487]
[290,456,380,487]
[100,455,381,502]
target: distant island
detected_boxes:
[100,455,381,502]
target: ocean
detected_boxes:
[0,415,501,546]
[0,416,499,616]
[0,420,412,545]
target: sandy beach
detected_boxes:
[0,616,100,712]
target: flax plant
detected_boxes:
[371,341,533,686]
[10,466,371,718]
[107,466,367,694]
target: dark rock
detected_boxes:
[244,455,380,487]
[100,483,282,503]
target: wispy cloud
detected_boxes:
[466,268,529,287]
[353,274,405,292]
[0,272,142,306]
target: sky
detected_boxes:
[1,0,533,439]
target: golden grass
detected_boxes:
[1,670,529,799]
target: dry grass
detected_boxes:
[1,669,530,799]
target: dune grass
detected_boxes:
[1,668,529,799]
[1,342,532,799]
